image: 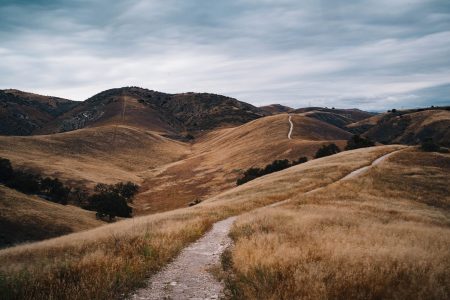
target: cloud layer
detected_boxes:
[1,0,449,110]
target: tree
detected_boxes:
[88,182,139,220]
[315,144,340,158]
[345,135,375,150]
[0,157,13,182]
[89,192,132,221]
[112,181,139,202]
[40,177,70,204]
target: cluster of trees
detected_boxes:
[345,135,375,150]
[314,144,341,158]
[237,156,308,185]
[0,157,139,220]
[87,182,139,220]
[0,158,70,204]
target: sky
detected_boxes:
[1,0,449,110]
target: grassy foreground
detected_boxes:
[223,148,450,299]
[0,146,402,299]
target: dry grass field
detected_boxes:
[0,112,355,214]
[223,148,450,299]
[0,125,190,186]
[135,113,352,213]
[0,185,103,247]
[0,145,400,299]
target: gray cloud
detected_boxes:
[0,0,449,110]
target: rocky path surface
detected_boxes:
[131,217,236,300]
[288,115,294,140]
[130,148,404,299]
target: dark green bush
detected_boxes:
[345,135,375,150]
[314,143,340,158]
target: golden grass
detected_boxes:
[0,125,190,186]
[224,148,450,299]
[0,185,103,247]
[136,113,351,213]
[0,145,399,299]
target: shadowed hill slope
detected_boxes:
[37,87,267,134]
[0,185,102,248]
[0,89,77,135]
[348,108,450,146]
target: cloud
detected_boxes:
[0,0,449,110]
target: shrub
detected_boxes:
[345,135,375,150]
[421,138,439,152]
[315,143,340,158]
[292,156,308,165]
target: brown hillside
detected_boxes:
[0,185,102,248]
[37,87,266,134]
[259,104,293,114]
[135,113,352,214]
[0,125,190,187]
[348,109,450,146]
[0,89,77,135]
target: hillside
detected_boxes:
[0,125,190,186]
[0,87,266,136]
[259,104,293,114]
[135,113,352,213]
[1,146,448,299]
[0,185,102,248]
[348,108,450,146]
[0,89,76,135]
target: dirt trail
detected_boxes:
[288,115,293,140]
[131,217,236,300]
[130,148,403,299]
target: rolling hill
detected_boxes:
[0,185,102,248]
[1,145,448,299]
[348,107,450,146]
[0,89,76,135]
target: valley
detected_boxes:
[0,88,449,299]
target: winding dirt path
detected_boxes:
[288,115,294,140]
[131,217,236,300]
[130,148,404,299]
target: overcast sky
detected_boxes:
[1,0,449,110]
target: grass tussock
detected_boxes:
[0,145,400,299]
[223,148,450,300]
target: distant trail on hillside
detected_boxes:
[288,115,294,139]
[130,147,405,299]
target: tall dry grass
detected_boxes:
[0,145,400,299]
[223,148,450,299]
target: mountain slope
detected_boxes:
[0,89,77,135]
[259,104,293,114]
[37,87,267,134]
[348,108,450,146]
